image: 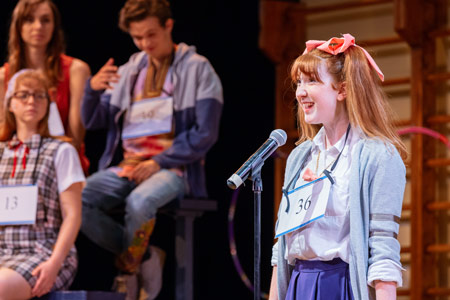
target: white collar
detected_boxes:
[312,126,350,157]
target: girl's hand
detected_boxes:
[31,259,60,297]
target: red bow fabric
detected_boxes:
[303,33,384,81]
[7,135,40,178]
[8,141,29,178]
[302,168,319,181]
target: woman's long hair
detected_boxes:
[291,47,407,159]
[0,70,51,141]
[7,0,65,86]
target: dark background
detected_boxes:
[0,1,280,299]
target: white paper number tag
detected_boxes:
[48,102,65,136]
[0,185,38,225]
[275,176,331,238]
[122,96,173,140]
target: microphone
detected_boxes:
[227,129,287,190]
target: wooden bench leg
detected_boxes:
[175,211,202,300]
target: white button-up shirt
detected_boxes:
[285,126,359,264]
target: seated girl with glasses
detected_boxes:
[0,0,91,174]
[0,69,85,299]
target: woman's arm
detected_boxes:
[49,181,83,267]
[31,181,83,297]
[269,266,279,300]
[67,59,91,150]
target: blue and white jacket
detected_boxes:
[273,138,405,300]
[81,43,223,198]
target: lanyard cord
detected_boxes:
[282,124,351,212]
[322,124,351,184]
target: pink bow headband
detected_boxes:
[302,33,384,81]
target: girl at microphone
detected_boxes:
[0,69,84,299]
[270,34,407,300]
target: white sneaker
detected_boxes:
[113,273,139,300]
[138,246,166,300]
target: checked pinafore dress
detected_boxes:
[0,134,77,289]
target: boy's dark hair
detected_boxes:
[119,0,172,31]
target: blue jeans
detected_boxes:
[80,169,185,254]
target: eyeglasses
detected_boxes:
[12,91,48,102]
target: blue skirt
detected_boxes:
[285,258,354,300]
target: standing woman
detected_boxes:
[0,0,91,173]
[270,34,407,300]
[0,69,84,299]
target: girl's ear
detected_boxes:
[337,81,346,101]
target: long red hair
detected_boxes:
[7,0,65,86]
[291,47,407,160]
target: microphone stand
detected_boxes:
[249,161,264,300]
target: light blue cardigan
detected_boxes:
[273,138,405,300]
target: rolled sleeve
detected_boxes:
[271,241,279,266]
[367,259,405,287]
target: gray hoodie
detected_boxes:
[81,43,223,197]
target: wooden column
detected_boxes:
[259,0,305,220]
[395,0,446,298]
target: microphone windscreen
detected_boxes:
[270,129,287,146]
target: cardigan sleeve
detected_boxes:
[366,145,406,286]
